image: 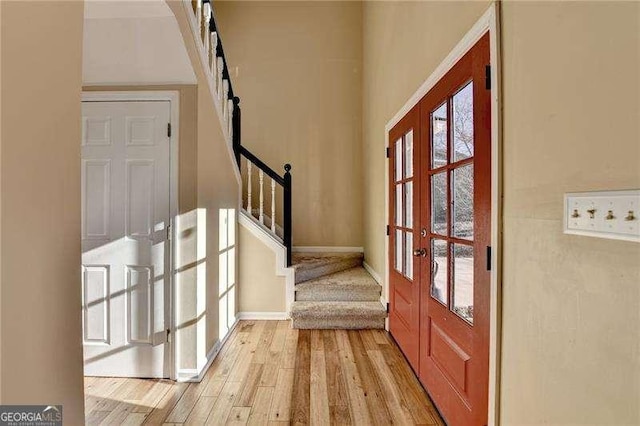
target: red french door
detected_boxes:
[389,33,491,426]
[388,106,421,369]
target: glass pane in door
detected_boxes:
[452,243,474,324]
[395,138,403,181]
[405,232,413,280]
[431,103,448,168]
[395,184,403,226]
[404,130,413,178]
[431,239,448,305]
[405,181,413,228]
[453,164,474,240]
[431,172,447,235]
[395,230,403,274]
[452,82,474,162]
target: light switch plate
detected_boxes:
[564,190,640,242]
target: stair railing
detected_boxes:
[239,147,293,266]
[189,0,293,266]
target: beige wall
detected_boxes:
[363,1,640,424]
[1,1,86,423]
[239,226,286,313]
[196,80,241,358]
[500,2,640,424]
[0,0,3,402]
[83,15,196,85]
[215,1,363,247]
[167,0,242,374]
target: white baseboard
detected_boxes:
[176,368,200,382]
[292,246,364,253]
[176,318,238,382]
[363,261,382,284]
[237,311,289,320]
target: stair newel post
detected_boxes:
[284,164,292,267]
[232,96,241,166]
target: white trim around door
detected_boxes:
[383,3,502,425]
[81,90,180,381]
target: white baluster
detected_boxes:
[210,32,218,74]
[203,3,211,55]
[222,80,229,120]
[271,179,276,233]
[216,58,224,99]
[259,170,265,224]
[247,162,252,213]
[228,98,234,136]
[195,0,203,35]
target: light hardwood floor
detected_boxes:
[84,320,445,425]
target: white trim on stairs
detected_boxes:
[246,208,285,239]
[238,210,296,312]
[362,261,382,284]
[173,0,241,186]
[243,208,284,243]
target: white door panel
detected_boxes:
[82,101,171,378]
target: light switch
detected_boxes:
[564,190,639,242]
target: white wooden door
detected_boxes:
[81,100,171,378]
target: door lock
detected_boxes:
[413,248,427,257]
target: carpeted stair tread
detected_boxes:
[290,301,386,329]
[295,267,381,301]
[292,252,363,284]
[290,301,386,319]
[291,317,385,330]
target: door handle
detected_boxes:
[413,248,426,257]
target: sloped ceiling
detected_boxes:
[83,0,196,85]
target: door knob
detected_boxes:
[413,248,426,257]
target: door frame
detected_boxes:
[383,4,502,425]
[81,90,180,380]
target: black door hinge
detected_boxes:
[386,147,390,158]
[167,123,172,138]
[386,302,390,313]
[485,65,491,90]
[486,246,492,271]
[386,225,390,236]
